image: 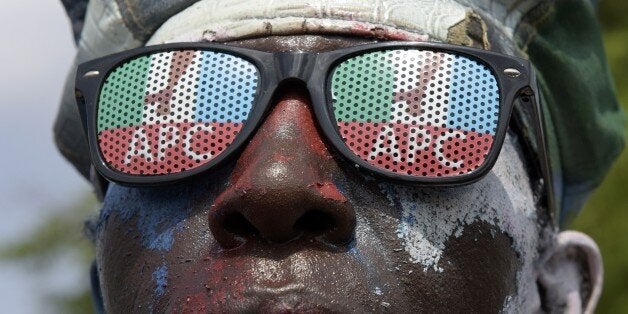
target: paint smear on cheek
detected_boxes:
[382,181,515,273]
[379,135,544,311]
[311,182,347,202]
[379,135,538,274]
[100,185,192,251]
[153,262,168,297]
[180,292,210,312]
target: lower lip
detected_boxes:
[257,300,331,313]
[239,286,336,313]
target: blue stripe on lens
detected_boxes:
[195,51,259,123]
[446,55,499,134]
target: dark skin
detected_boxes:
[95,35,527,313]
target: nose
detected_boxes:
[208,86,356,248]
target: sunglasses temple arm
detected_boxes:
[90,165,109,202]
[75,73,110,200]
[73,82,90,136]
[525,71,559,226]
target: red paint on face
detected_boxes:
[205,258,249,307]
[311,182,347,203]
[272,153,293,163]
[178,292,209,313]
[350,22,420,41]
[221,88,341,194]
[169,255,252,312]
[207,86,356,247]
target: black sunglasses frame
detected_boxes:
[75,41,552,208]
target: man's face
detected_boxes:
[95,36,543,312]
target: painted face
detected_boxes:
[94,36,545,312]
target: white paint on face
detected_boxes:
[379,132,544,310]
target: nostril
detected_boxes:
[294,210,336,235]
[209,184,355,247]
[223,212,259,237]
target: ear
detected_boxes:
[538,231,603,314]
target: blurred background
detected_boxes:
[0,1,625,313]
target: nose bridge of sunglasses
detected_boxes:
[273,51,318,82]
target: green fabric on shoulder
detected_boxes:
[516,0,625,225]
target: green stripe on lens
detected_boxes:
[331,50,394,122]
[97,55,151,132]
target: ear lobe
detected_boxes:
[538,231,603,314]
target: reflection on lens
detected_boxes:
[330,49,500,177]
[97,50,259,175]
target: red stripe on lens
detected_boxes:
[338,122,494,177]
[98,122,243,175]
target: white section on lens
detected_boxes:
[143,51,202,124]
[388,50,451,126]
[143,52,173,124]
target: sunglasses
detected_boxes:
[75,41,550,190]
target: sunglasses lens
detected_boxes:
[330,49,500,177]
[96,50,259,175]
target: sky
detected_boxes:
[0,1,92,312]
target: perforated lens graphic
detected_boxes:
[97,50,259,175]
[331,49,500,177]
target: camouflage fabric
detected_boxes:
[514,0,624,223]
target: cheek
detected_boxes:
[96,211,171,311]
[96,181,223,311]
[381,181,520,273]
[341,183,521,312]
[357,139,542,310]
[372,134,541,277]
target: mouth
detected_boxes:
[175,245,362,313]
[210,283,344,313]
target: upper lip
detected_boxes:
[246,282,306,295]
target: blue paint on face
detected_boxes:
[348,242,362,261]
[332,174,350,199]
[153,262,168,297]
[398,200,418,237]
[99,184,193,251]
[349,238,386,294]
